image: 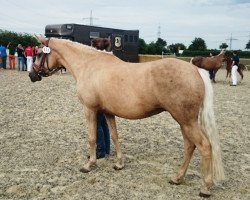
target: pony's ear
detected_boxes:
[35,35,47,45]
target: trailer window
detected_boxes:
[129,35,133,42]
[124,35,128,43]
[90,32,100,39]
[134,35,138,43]
[66,24,73,30]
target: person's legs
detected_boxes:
[9,55,12,69]
[208,69,213,80]
[9,55,15,69]
[101,116,110,154]
[2,56,7,69]
[0,57,2,69]
[12,55,15,69]
[18,57,21,71]
[27,56,33,72]
[231,65,238,85]
[21,57,25,71]
[96,112,107,157]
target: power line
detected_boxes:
[82,10,98,26]
[226,33,238,50]
[157,24,161,39]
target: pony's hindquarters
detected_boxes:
[198,68,225,181]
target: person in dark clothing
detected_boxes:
[208,52,214,80]
[17,44,25,71]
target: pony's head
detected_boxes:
[29,35,63,82]
[91,38,111,52]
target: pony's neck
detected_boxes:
[49,39,97,80]
[218,50,225,60]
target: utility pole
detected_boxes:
[82,10,98,26]
[226,33,238,50]
[157,24,161,39]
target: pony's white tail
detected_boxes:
[190,57,194,64]
[198,68,225,181]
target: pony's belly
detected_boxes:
[103,106,164,120]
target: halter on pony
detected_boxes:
[31,39,64,79]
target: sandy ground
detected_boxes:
[0,68,249,200]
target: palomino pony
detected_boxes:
[225,57,245,81]
[29,36,225,197]
[191,50,225,82]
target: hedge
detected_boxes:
[181,50,250,58]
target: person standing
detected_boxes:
[0,44,7,69]
[17,44,25,71]
[231,51,239,86]
[24,44,33,72]
[7,43,16,70]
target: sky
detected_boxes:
[1,0,250,50]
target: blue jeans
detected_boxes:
[18,56,25,71]
[96,112,110,156]
[1,56,6,69]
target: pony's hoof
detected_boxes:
[169,180,181,185]
[79,167,91,173]
[199,192,211,198]
[113,165,124,170]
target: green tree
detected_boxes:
[147,42,157,54]
[246,40,250,50]
[155,38,167,54]
[0,30,39,47]
[219,43,228,49]
[188,37,207,51]
[168,43,186,54]
[138,38,147,54]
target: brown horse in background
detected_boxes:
[29,36,225,197]
[225,57,245,81]
[191,49,225,82]
[91,38,111,51]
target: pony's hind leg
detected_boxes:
[181,122,213,197]
[238,70,243,82]
[170,131,195,185]
[105,114,125,170]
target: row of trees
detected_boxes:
[139,37,250,57]
[0,30,39,47]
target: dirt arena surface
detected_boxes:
[0,68,249,200]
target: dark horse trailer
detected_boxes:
[45,23,139,62]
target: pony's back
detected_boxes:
[191,56,203,67]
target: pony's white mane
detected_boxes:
[219,49,225,55]
[53,38,113,55]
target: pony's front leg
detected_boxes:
[80,108,97,173]
[238,70,243,82]
[105,114,125,170]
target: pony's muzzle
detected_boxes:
[29,72,42,82]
